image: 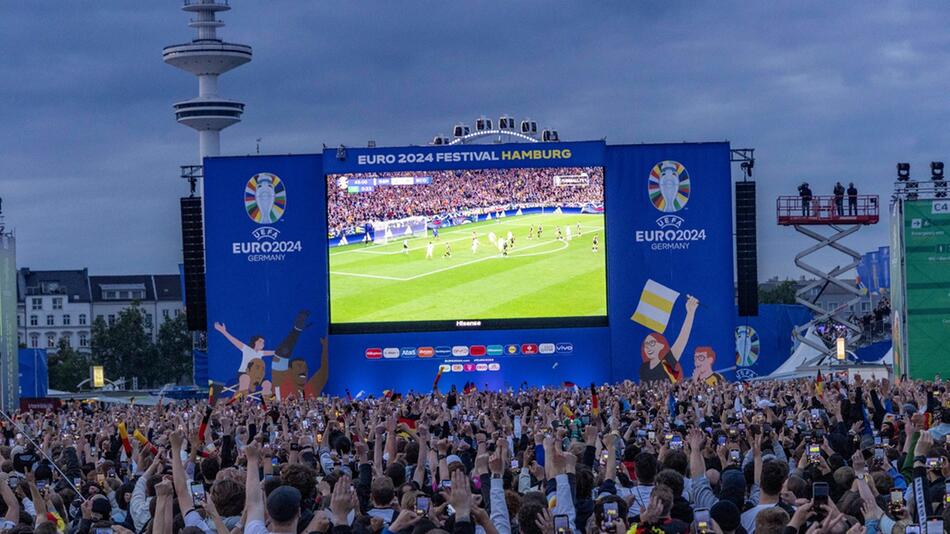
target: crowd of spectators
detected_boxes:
[0,376,946,534]
[327,168,604,237]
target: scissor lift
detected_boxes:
[776,195,879,369]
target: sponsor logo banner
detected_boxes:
[435,346,452,357]
[400,347,417,358]
[463,364,476,372]
[539,343,556,354]
[487,345,503,356]
[521,343,539,355]
[452,346,470,357]
[488,363,501,371]
[505,344,520,355]
[475,363,488,371]
[469,345,487,357]
[417,347,434,358]
[383,347,400,359]
[451,364,464,372]
[365,348,382,359]
[555,342,574,354]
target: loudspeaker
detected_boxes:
[735,182,759,316]
[180,197,207,331]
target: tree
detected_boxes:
[47,338,89,392]
[90,315,116,376]
[107,303,159,388]
[759,280,798,304]
[155,313,193,385]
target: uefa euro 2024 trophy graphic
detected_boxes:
[256,174,276,223]
[658,162,680,213]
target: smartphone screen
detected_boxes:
[874,448,885,460]
[729,450,740,463]
[695,508,710,534]
[890,489,903,504]
[190,482,206,507]
[554,514,571,534]
[808,444,821,460]
[945,482,950,504]
[647,431,655,441]
[926,519,943,534]
[717,435,727,446]
[604,502,618,524]
[271,457,279,466]
[511,459,519,469]
[904,525,920,534]
[812,482,829,504]
[415,496,430,515]
[670,436,684,449]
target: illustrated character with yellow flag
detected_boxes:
[637,295,699,384]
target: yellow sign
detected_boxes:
[91,366,105,388]
[835,337,846,360]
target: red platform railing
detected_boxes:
[777,195,879,226]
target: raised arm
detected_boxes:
[0,473,20,525]
[670,296,699,360]
[152,479,174,534]
[213,322,244,351]
[244,438,265,524]
[169,430,196,516]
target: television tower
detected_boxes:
[164,0,252,167]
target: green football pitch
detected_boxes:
[328,213,607,323]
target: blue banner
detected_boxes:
[856,246,890,294]
[733,304,813,380]
[605,143,736,384]
[204,155,329,400]
[18,349,47,398]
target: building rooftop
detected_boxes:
[17,268,91,303]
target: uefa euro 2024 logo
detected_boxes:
[245,173,286,224]
[648,161,690,213]
[234,173,301,262]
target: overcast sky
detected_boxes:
[1,1,945,278]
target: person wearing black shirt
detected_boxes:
[833,182,845,216]
[847,183,858,215]
[798,183,813,216]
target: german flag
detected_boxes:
[117,422,133,456]
[208,382,225,405]
[433,367,445,391]
[591,384,600,417]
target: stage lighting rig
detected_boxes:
[897,162,910,181]
[933,161,947,198]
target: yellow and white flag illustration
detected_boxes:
[631,279,680,333]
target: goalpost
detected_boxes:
[371,216,428,244]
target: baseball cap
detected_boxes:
[267,486,301,523]
[446,454,463,466]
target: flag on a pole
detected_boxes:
[631,279,680,333]
[815,370,824,396]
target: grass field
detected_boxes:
[328,213,607,323]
